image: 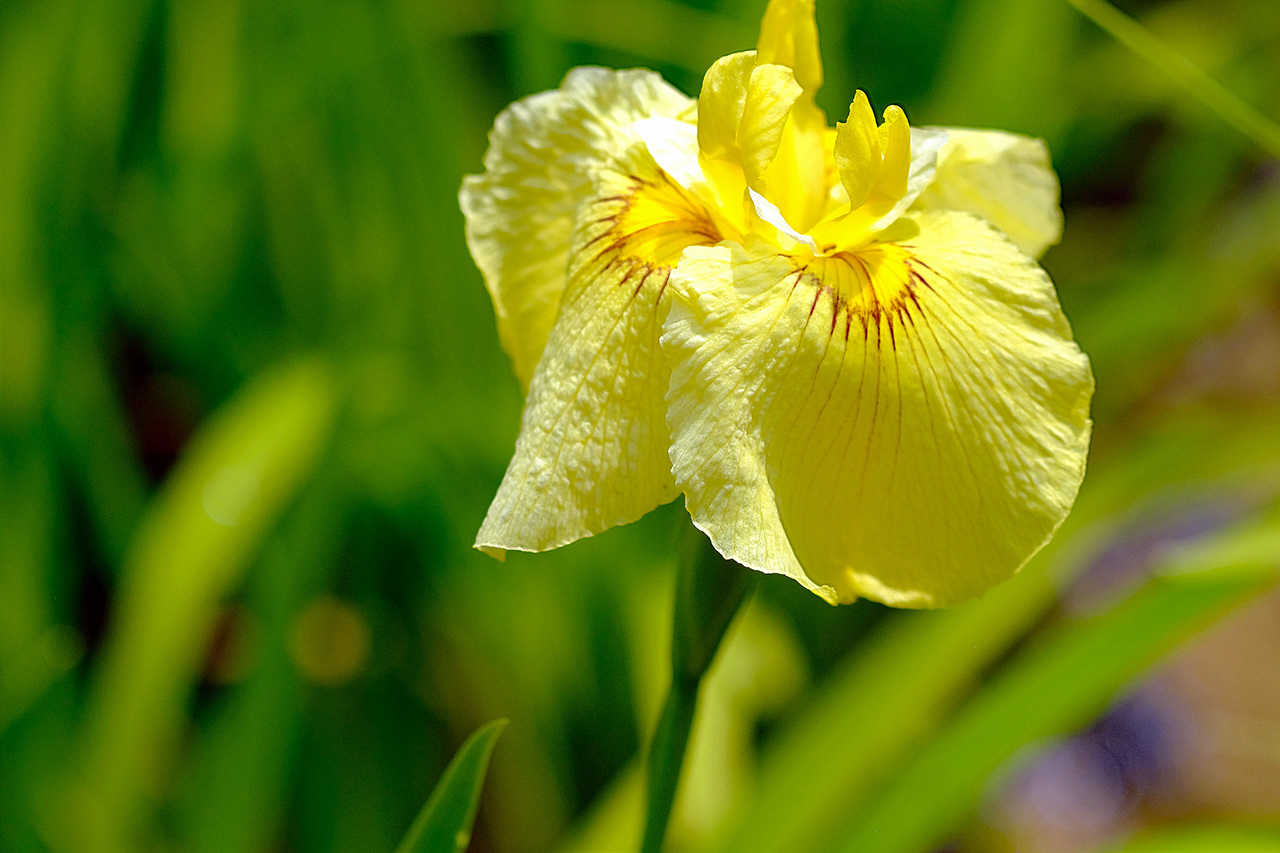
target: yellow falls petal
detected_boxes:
[461,67,692,388]
[756,0,823,96]
[476,146,723,556]
[662,213,1092,607]
[911,127,1064,258]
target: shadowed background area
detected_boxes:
[2,0,1279,852]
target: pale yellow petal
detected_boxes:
[634,116,703,189]
[834,91,880,211]
[755,83,829,231]
[738,64,803,187]
[662,213,1092,607]
[756,0,823,95]
[461,67,692,388]
[873,105,911,203]
[911,127,1063,258]
[477,147,723,556]
[696,51,758,163]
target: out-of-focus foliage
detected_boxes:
[1,1,1278,852]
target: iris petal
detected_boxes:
[756,0,823,96]
[461,67,692,388]
[476,147,722,557]
[912,127,1063,258]
[662,212,1092,606]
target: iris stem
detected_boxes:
[640,522,758,853]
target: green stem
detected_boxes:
[640,523,758,853]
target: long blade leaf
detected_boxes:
[69,358,338,853]
[396,718,508,853]
[1108,823,1280,853]
[1065,0,1280,158]
[829,515,1280,853]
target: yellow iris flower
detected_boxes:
[461,0,1093,607]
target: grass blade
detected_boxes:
[396,719,508,853]
[1065,0,1280,159]
[829,514,1280,853]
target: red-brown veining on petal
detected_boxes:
[792,243,935,351]
[568,169,723,318]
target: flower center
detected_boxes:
[799,243,923,335]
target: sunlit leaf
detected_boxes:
[828,512,1280,853]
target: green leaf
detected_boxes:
[396,719,508,853]
[1065,0,1280,159]
[69,358,338,853]
[1106,823,1280,853]
[828,513,1280,853]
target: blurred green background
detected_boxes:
[2,0,1280,851]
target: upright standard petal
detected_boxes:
[756,0,822,96]
[911,128,1063,258]
[477,146,723,557]
[663,214,1093,607]
[461,68,692,387]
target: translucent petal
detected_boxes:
[696,51,758,163]
[753,0,828,229]
[911,127,1063,258]
[739,64,803,187]
[757,0,822,95]
[834,92,881,212]
[634,117,703,189]
[476,147,723,556]
[866,125,947,233]
[662,212,1093,607]
[461,67,692,388]
[749,188,819,254]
